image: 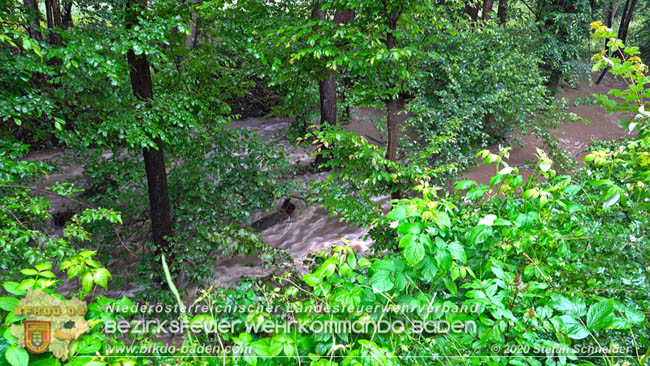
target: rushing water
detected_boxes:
[33,73,632,297]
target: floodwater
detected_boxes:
[212,73,633,288]
[27,73,632,298]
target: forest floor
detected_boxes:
[26,72,633,299]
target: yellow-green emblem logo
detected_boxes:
[11,289,90,360]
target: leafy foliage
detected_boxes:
[1,0,649,363]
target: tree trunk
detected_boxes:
[497,0,508,24]
[311,0,336,126]
[384,26,399,162]
[62,1,74,29]
[24,0,43,42]
[597,0,637,84]
[466,0,481,21]
[482,0,494,20]
[125,0,174,259]
[319,72,337,125]
[333,9,354,122]
[385,96,399,162]
[334,9,354,24]
[606,0,613,27]
[617,0,631,34]
[183,0,198,49]
[617,0,637,43]
[44,0,63,45]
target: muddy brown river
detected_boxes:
[30,73,632,298]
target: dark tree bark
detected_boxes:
[334,8,354,24]
[617,0,631,35]
[62,1,74,29]
[44,0,63,45]
[482,0,494,20]
[125,0,174,258]
[617,0,637,43]
[384,11,400,162]
[311,0,337,126]
[24,0,43,42]
[319,72,337,126]
[606,0,613,27]
[596,0,637,84]
[184,12,198,49]
[466,0,481,21]
[182,0,198,49]
[333,9,354,121]
[497,0,508,24]
[385,97,399,162]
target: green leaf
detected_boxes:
[2,283,25,297]
[93,268,111,290]
[398,222,422,235]
[4,310,24,325]
[514,212,538,229]
[34,263,52,272]
[624,307,646,325]
[601,187,620,208]
[19,269,38,276]
[443,277,458,296]
[38,271,56,279]
[5,346,28,366]
[315,258,336,278]
[436,212,451,228]
[560,315,589,340]
[73,336,102,355]
[586,300,614,331]
[81,272,94,295]
[0,298,18,312]
[370,270,394,292]
[403,238,424,265]
[302,274,321,287]
[467,225,492,245]
[455,180,477,191]
[551,295,586,317]
[435,249,452,273]
[448,242,466,264]
[465,186,487,201]
[17,279,35,291]
[590,179,613,187]
[416,256,438,282]
[25,357,58,366]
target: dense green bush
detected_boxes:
[403,25,551,171]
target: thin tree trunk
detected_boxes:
[497,0,508,24]
[311,0,335,126]
[311,0,339,167]
[617,0,631,34]
[385,96,399,162]
[125,0,174,259]
[319,72,337,125]
[334,9,354,24]
[62,1,73,29]
[597,0,637,84]
[44,0,63,45]
[384,22,399,162]
[606,0,613,27]
[482,0,494,20]
[183,0,198,49]
[24,0,43,42]
[466,0,481,21]
[334,9,354,122]
[617,0,637,43]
